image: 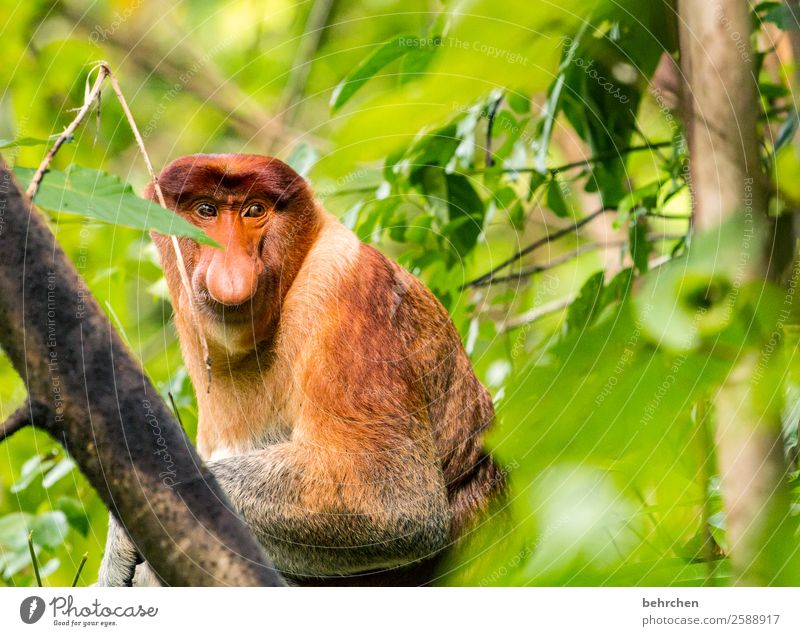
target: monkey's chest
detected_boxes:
[196,379,294,460]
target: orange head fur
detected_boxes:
[146,154,321,354]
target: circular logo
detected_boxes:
[20,596,45,624]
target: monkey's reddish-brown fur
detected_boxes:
[149,154,501,549]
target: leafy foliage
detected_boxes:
[15,166,218,245]
[0,0,798,587]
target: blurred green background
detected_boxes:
[0,0,798,586]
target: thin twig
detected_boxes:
[104,66,213,392]
[328,142,675,199]
[71,553,89,587]
[485,93,504,167]
[27,532,42,586]
[496,251,678,332]
[473,233,687,287]
[28,61,214,392]
[497,294,576,332]
[471,141,673,176]
[167,391,185,430]
[463,206,615,288]
[647,212,692,220]
[26,65,108,199]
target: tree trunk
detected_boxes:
[678,0,795,584]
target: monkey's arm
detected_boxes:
[208,437,451,578]
[96,515,141,586]
[97,430,450,584]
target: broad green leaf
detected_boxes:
[546,180,570,218]
[0,137,50,150]
[760,2,799,30]
[534,26,585,172]
[56,497,90,537]
[507,92,531,114]
[445,173,484,256]
[565,270,605,335]
[0,512,33,550]
[14,166,218,246]
[10,452,57,493]
[634,215,764,351]
[331,35,435,111]
[42,458,76,489]
[30,511,69,550]
[628,218,651,273]
[285,142,319,177]
[527,170,548,201]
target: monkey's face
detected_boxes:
[148,154,320,353]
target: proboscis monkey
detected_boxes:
[97,154,502,586]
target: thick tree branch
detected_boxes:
[0,159,283,587]
[0,400,52,443]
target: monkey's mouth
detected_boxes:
[195,291,267,325]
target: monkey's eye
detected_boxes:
[195,203,217,218]
[243,203,267,218]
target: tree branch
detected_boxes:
[678,0,792,584]
[473,233,686,287]
[0,400,52,444]
[463,207,615,288]
[470,141,672,176]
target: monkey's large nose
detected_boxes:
[205,251,259,306]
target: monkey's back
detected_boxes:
[332,240,504,537]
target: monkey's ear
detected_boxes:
[274,179,307,211]
[264,158,311,211]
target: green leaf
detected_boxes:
[629,218,651,273]
[3,547,38,579]
[546,180,570,218]
[10,452,57,493]
[42,457,76,489]
[507,92,531,114]
[399,39,439,82]
[0,137,50,150]
[0,512,33,550]
[527,170,548,201]
[761,3,799,30]
[774,110,799,155]
[445,173,484,256]
[565,270,605,335]
[534,28,585,172]
[56,497,90,537]
[285,142,319,177]
[14,166,218,246]
[331,35,434,111]
[633,215,764,351]
[405,213,436,244]
[30,511,69,550]
[410,166,449,221]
